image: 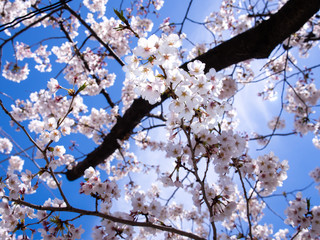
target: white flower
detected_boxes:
[2,62,29,83]
[21,170,33,184]
[175,84,193,102]
[134,36,157,58]
[268,117,285,130]
[69,225,85,239]
[53,145,66,157]
[8,156,24,172]
[187,60,205,76]
[84,166,98,179]
[0,138,13,154]
[310,167,320,183]
[15,42,34,60]
[312,136,320,149]
[50,130,61,142]
[153,0,164,10]
[47,78,60,94]
[52,198,66,207]
[83,0,108,18]
[45,117,57,131]
[187,43,207,60]
[130,16,154,37]
[47,178,58,189]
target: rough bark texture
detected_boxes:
[66,0,320,181]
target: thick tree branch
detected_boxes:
[66,96,167,180]
[180,0,320,72]
[66,0,320,181]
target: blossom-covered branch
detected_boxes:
[11,199,206,240]
[66,0,320,180]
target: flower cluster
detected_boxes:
[4,158,39,199]
[205,0,252,41]
[130,16,154,37]
[33,45,52,72]
[14,42,52,73]
[0,198,36,238]
[124,33,239,140]
[52,43,116,96]
[285,192,320,238]
[2,61,29,83]
[80,167,120,211]
[78,106,119,143]
[0,137,13,154]
[285,81,320,124]
[0,0,35,35]
[284,80,320,149]
[187,43,208,60]
[0,0,320,239]
[37,199,85,239]
[310,167,320,193]
[254,152,289,196]
[268,116,286,130]
[265,53,296,80]
[85,10,154,57]
[92,212,135,239]
[84,0,109,18]
[130,191,168,222]
[123,34,182,104]
[192,178,237,222]
[159,17,176,34]
[130,0,164,16]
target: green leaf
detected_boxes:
[74,83,87,95]
[114,9,128,24]
[307,197,311,212]
[78,82,87,92]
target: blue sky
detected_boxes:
[0,0,320,239]
[0,0,222,238]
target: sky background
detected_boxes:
[0,0,320,239]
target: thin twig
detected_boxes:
[63,3,125,67]
[0,99,43,153]
[178,0,194,35]
[237,167,253,240]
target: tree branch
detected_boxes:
[12,199,206,240]
[66,0,320,181]
[66,95,167,180]
[180,0,320,73]
[63,3,125,67]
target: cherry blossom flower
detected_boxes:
[0,1,319,239]
[2,62,29,83]
[53,145,66,157]
[8,156,24,172]
[0,138,13,154]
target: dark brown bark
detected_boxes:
[180,0,320,73]
[66,0,320,181]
